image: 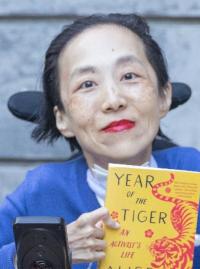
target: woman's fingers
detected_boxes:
[70,237,106,251]
[67,224,104,242]
[76,207,120,229]
[93,226,104,239]
[103,213,120,229]
[72,249,105,263]
[76,207,110,227]
[67,207,120,264]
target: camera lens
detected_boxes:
[31,260,53,269]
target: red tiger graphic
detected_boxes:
[150,173,198,269]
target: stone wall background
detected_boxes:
[0,0,200,201]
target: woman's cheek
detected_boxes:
[67,96,92,123]
[139,87,159,110]
[67,95,84,113]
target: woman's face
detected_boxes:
[55,24,171,168]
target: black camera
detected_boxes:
[13,216,71,269]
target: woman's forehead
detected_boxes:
[58,24,151,76]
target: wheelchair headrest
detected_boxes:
[8,91,43,122]
[170,82,192,109]
[7,82,191,123]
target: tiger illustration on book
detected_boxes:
[149,173,198,269]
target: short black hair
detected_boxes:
[32,13,169,150]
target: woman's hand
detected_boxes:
[67,207,120,263]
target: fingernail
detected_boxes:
[114,221,120,228]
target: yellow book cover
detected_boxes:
[99,164,200,269]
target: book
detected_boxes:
[99,164,200,269]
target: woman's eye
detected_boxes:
[80,81,95,89]
[122,72,137,81]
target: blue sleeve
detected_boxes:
[0,175,28,268]
[0,242,16,268]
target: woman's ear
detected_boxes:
[53,106,75,138]
[159,82,172,119]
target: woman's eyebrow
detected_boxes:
[116,55,144,67]
[71,66,97,79]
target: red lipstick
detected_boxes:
[102,119,135,133]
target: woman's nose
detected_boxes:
[101,86,127,113]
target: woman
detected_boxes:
[0,14,200,269]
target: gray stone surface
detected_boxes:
[0,19,200,161]
[0,0,200,17]
[0,20,73,159]
[150,21,200,149]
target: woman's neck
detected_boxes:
[84,147,152,171]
